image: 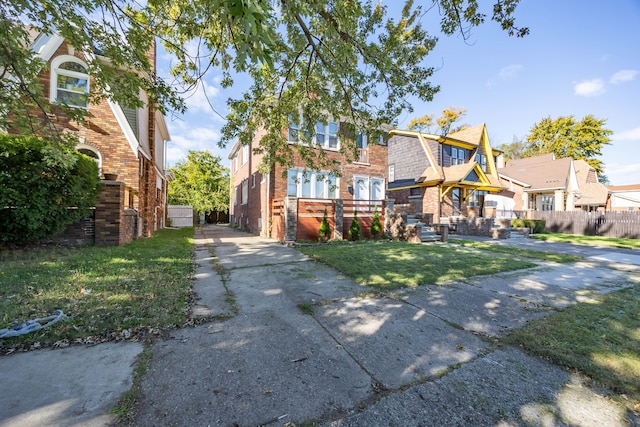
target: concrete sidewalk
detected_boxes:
[133,225,639,426]
[1,226,638,426]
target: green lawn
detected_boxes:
[531,233,640,250]
[298,241,535,290]
[505,284,640,402]
[0,228,194,353]
[449,238,582,263]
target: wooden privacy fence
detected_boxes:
[270,197,385,241]
[533,211,640,238]
[341,200,384,240]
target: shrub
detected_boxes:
[0,135,99,244]
[318,208,331,242]
[512,219,546,234]
[371,206,382,239]
[348,210,361,241]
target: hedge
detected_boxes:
[0,135,99,243]
[511,219,546,234]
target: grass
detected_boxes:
[505,284,640,402]
[0,227,194,353]
[449,238,583,263]
[531,233,640,250]
[297,241,535,290]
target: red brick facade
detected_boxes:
[229,130,388,239]
[18,35,170,245]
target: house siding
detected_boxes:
[388,135,426,184]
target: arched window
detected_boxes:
[76,144,102,176]
[50,56,90,108]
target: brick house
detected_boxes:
[498,154,609,212]
[228,121,388,241]
[24,31,171,245]
[387,124,505,223]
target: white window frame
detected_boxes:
[356,132,368,149]
[475,153,487,172]
[241,180,248,205]
[251,173,256,189]
[287,168,338,199]
[76,143,102,176]
[50,55,90,109]
[242,145,249,165]
[388,164,395,183]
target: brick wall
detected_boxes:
[94,181,134,246]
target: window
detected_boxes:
[232,155,238,172]
[541,195,554,211]
[388,165,395,183]
[251,173,256,188]
[410,187,421,197]
[452,188,461,215]
[475,153,487,172]
[241,180,248,205]
[314,122,338,149]
[288,115,299,142]
[287,168,337,199]
[468,190,487,208]
[356,133,368,149]
[451,147,466,165]
[76,144,101,176]
[51,56,90,109]
[242,145,249,165]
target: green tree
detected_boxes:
[496,137,527,163]
[348,211,361,241]
[524,115,612,175]
[371,206,382,239]
[318,208,331,242]
[407,107,468,136]
[2,0,527,170]
[168,151,229,217]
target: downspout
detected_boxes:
[265,169,271,238]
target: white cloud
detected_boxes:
[573,79,606,97]
[183,80,221,114]
[166,125,225,166]
[498,64,523,79]
[613,127,640,141]
[605,162,640,186]
[610,69,638,84]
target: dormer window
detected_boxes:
[51,56,90,109]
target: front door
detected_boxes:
[354,176,369,202]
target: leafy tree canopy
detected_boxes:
[168,150,229,215]
[495,137,527,163]
[2,0,527,169]
[407,106,469,135]
[524,115,612,175]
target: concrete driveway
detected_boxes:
[134,226,639,426]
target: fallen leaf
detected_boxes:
[456,344,464,350]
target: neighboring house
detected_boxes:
[228,121,388,240]
[498,154,609,212]
[607,184,640,211]
[23,31,171,244]
[387,124,505,222]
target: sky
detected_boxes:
[160,0,640,186]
